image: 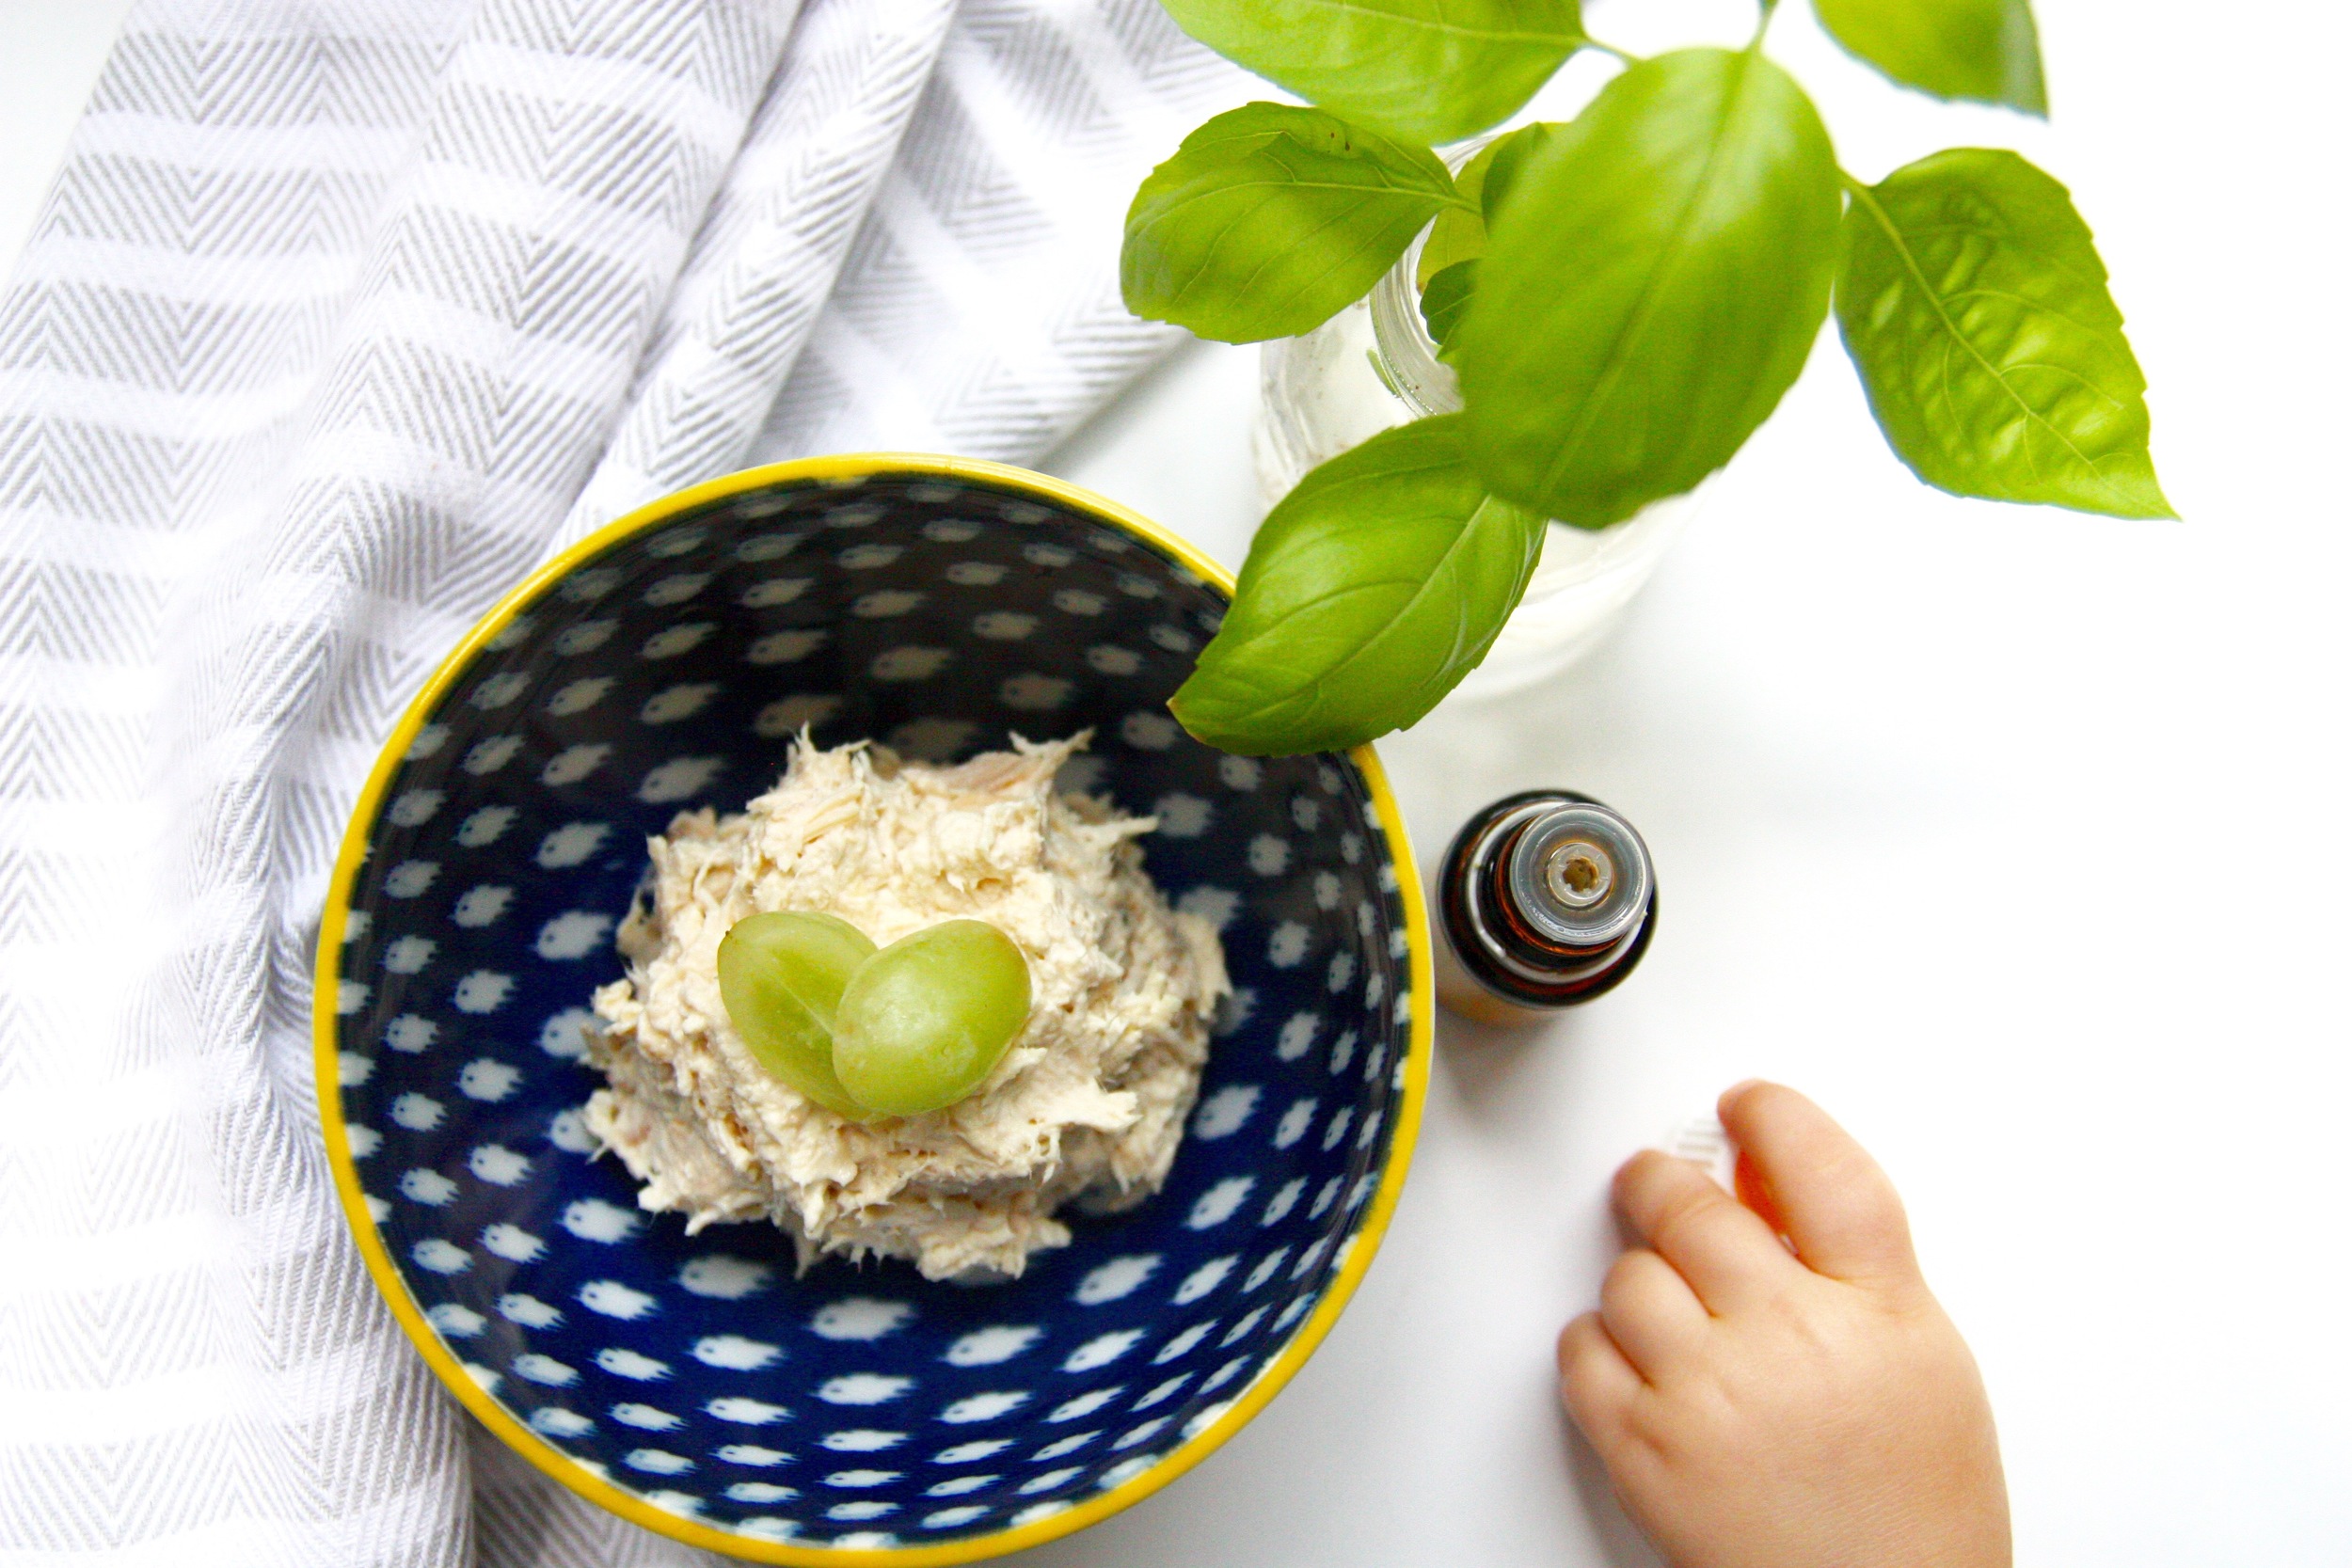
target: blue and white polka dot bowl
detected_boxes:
[316,455,1432,1562]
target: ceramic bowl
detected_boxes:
[317,455,1431,1562]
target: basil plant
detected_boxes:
[1123,0,2170,757]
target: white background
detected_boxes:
[8,3,2349,1564]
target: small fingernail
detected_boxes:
[1724,1078,1766,1100]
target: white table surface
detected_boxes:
[9,3,2349,1565]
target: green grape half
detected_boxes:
[716,910,876,1118]
[833,919,1033,1117]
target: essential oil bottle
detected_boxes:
[1433,790,1657,1025]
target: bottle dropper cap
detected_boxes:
[1506,802,1653,955]
[1664,1116,1738,1193]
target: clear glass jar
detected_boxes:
[1250,198,1701,700]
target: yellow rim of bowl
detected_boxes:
[312,452,1435,1565]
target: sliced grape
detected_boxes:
[716,911,876,1118]
[832,919,1032,1117]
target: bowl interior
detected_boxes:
[326,465,1420,1556]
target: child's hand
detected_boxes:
[1557,1082,2010,1568]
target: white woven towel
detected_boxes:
[0,2,1248,1561]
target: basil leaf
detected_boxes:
[1836,148,2172,518]
[1416,137,1504,289]
[1815,0,2046,116]
[1456,48,1842,527]
[1170,416,1545,755]
[1478,121,1561,224]
[1161,0,1585,145]
[1414,123,1559,291]
[1421,259,1478,352]
[1121,103,1463,344]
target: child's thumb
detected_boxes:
[1718,1081,1918,1288]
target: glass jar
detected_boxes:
[1250,198,1701,700]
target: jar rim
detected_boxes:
[1366,135,1499,420]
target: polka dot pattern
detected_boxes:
[326,468,1421,1553]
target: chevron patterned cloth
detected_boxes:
[0,2,1248,1561]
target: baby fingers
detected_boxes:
[1599,1246,1709,1380]
[1556,1310,1641,1441]
[1613,1148,1803,1313]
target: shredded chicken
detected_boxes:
[581,732,1228,1280]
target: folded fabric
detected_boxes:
[0,2,1248,1562]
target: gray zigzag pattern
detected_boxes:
[753,0,1248,465]
[0,0,1252,1561]
[554,0,955,545]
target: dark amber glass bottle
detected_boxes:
[1433,790,1657,1025]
